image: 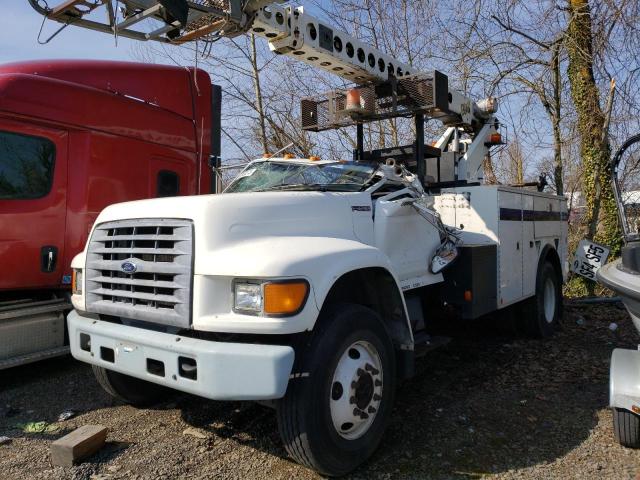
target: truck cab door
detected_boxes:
[0,120,68,290]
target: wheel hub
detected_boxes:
[544,277,556,324]
[353,371,374,410]
[329,341,383,440]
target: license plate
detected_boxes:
[572,239,610,281]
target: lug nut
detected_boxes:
[360,411,369,420]
[353,408,362,416]
[375,379,382,387]
[357,368,365,376]
[368,406,377,414]
[350,396,356,405]
[373,393,382,401]
[365,363,380,375]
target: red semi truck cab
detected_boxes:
[0,60,220,367]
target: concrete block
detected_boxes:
[51,425,108,467]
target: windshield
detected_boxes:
[225,161,377,193]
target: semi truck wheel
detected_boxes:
[613,408,640,448]
[92,366,172,407]
[276,304,396,476]
[524,261,562,338]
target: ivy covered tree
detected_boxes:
[566,0,622,255]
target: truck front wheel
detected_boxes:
[276,304,396,476]
[92,366,172,407]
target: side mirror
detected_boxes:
[430,241,459,274]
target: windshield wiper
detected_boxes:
[257,183,362,192]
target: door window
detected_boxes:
[157,170,180,197]
[0,130,56,200]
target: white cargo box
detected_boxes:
[435,185,568,308]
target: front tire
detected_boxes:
[92,366,173,407]
[276,304,396,476]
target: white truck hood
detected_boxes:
[94,191,374,251]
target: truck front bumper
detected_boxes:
[68,311,295,401]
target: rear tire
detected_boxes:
[276,304,396,476]
[523,261,562,338]
[613,408,640,448]
[92,366,173,407]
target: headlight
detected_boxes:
[233,280,309,316]
[72,269,83,295]
[234,283,263,313]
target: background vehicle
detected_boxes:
[0,59,221,369]
[597,134,640,448]
[29,1,568,475]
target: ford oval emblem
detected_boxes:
[121,261,137,274]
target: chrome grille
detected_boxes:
[85,219,193,328]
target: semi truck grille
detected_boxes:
[85,219,194,328]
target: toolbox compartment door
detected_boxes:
[533,196,563,238]
[522,194,537,297]
[498,190,523,306]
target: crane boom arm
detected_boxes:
[28,0,484,123]
[27,0,501,184]
[250,4,415,85]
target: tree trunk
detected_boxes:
[250,34,269,154]
[566,0,621,253]
[551,42,563,196]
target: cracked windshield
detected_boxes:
[225,160,377,193]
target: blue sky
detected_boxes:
[1,3,138,63]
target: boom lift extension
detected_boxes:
[28,0,502,183]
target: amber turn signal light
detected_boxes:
[72,269,83,295]
[264,281,309,315]
[488,133,502,144]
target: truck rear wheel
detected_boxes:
[524,261,562,338]
[92,365,172,407]
[276,304,396,476]
[613,408,640,448]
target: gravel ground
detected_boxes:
[2,302,640,480]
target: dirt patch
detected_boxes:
[1,302,640,479]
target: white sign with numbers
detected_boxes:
[572,239,611,281]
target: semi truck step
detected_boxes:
[0,298,70,369]
[0,298,34,308]
[0,346,70,371]
[413,333,451,357]
[0,298,71,321]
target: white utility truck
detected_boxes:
[31,0,568,475]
